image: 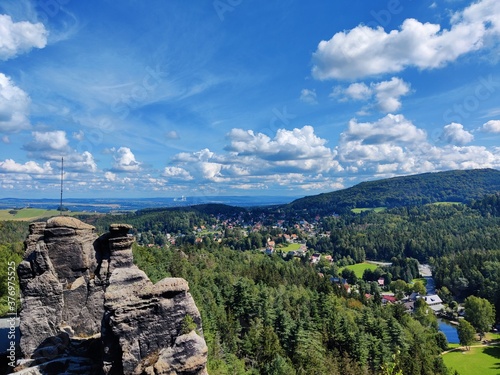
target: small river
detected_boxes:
[438,318,459,344]
[419,264,460,344]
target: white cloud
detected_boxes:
[165,126,342,189]
[0,73,31,133]
[1,135,9,143]
[165,130,180,140]
[312,0,500,80]
[0,14,47,61]
[65,151,98,173]
[332,77,411,113]
[344,82,372,100]
[372,77,411,112]
[25,130,69,151]
[226,126,336,165]
[0,159,52,174]
[440,123,474,145]
[72,130,85,141]
[481,120,500,133]
[162,166,193,180]
[342,114,427,145]
[335,114,500,176]
[173,148,216,163]
[329,85,344,99]
[299,89,318,104]
[112,147,141,172]
[105,171,116,181]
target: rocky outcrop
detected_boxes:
[17,217,102,358]
[16,217,208,375]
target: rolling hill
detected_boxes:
[286,169,500,216]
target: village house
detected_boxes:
[422,294,444,312]
[310,253,321,264]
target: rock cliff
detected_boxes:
[15,217,208,375]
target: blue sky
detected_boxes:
[0,0,499,199]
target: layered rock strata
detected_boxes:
[16,217,208,375]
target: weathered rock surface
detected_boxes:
[16,217,208,375]
[17,217,102,357]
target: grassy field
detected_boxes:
[278,243,302,252]
[0,208,87,221]
[429,201,464,206]
[339,262,379,278]
[351,207,386,213]
[443,345,500,375]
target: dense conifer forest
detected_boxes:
[133,245,447,374]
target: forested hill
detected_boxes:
[287,168,500,215]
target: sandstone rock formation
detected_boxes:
[16,217,208,375]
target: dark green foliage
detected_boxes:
[432,250,500,320]
[464,296,495,337]
[132,244,448,374]
[0,221,29,244]
[287,169,500,216]
[320,204,500,262]
[457,319,476,350]
[0,221,27,316]
[0,241,24,316]
[181,315,198,334]
[471,192,500,216]
[79,204,238,235]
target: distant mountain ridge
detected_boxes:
[287,168,500,215]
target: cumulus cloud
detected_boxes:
[0,14,47,60]
[312,0,500,80]
[440,123,474,145]
[344,82,372,100]
[173,148,216,163]
[372,77,411,112]
[342,114,427,145]
[481,120,500,133]
[165,125,342,189]
[332,77,410,113]
[105,171,116,181]
[24,130,69,151]
[226,126,336,165]
[162,166,193,180]
[335,114,500,176]
[0,73,31,133]
[64,151,98,173]
[299,89,318,104]
[20,130,98,173]
[0,159,52,174]
[112,147,141,172]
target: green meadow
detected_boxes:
[279,243,302,252]
[339,262,379,278]
[443,345,500,375]
[351,207,387,213]
[0,208,88,221]
[429,201,464,206]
